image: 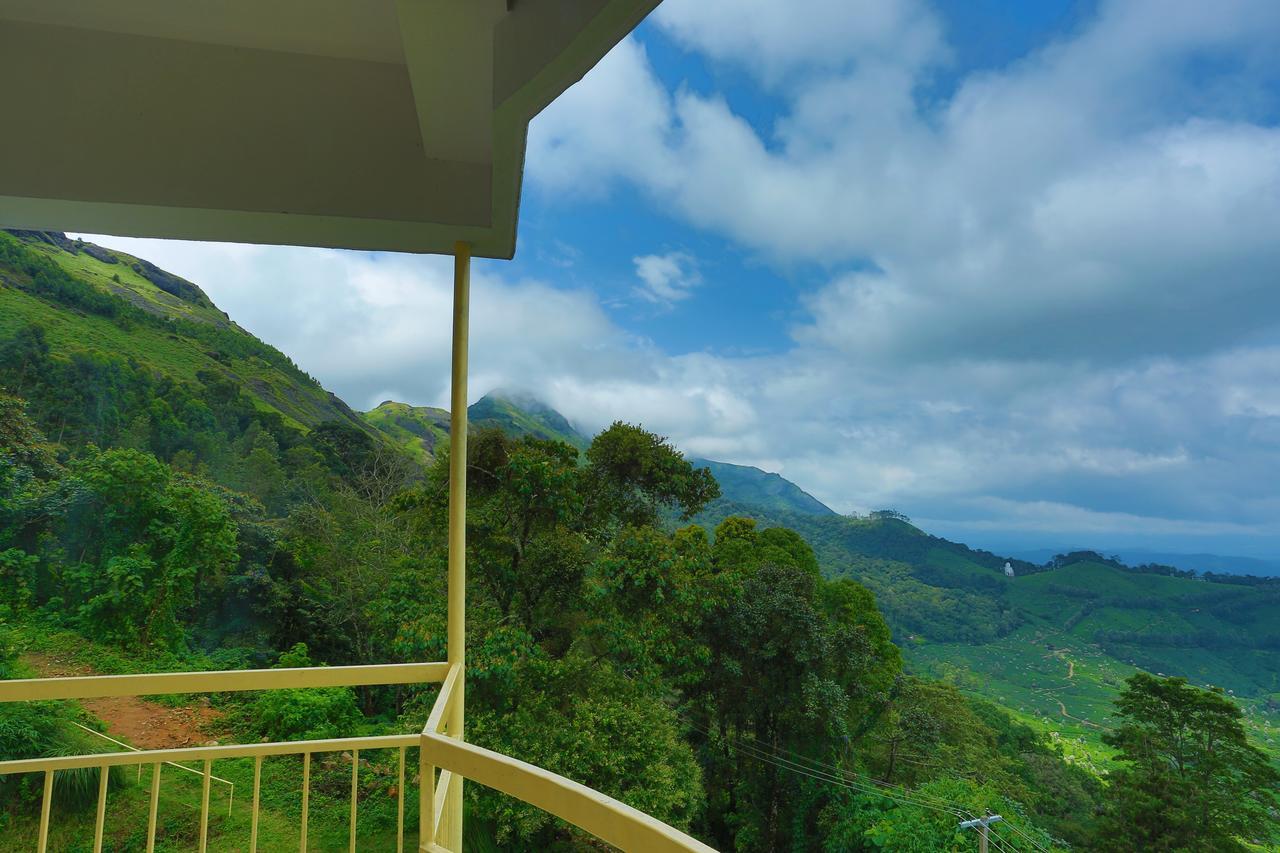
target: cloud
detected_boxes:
[652,0,945,86]
[530,0,1280,367]
[81,227,1280,553]
[71,236,629,413]
[70,0,1280,555]
[632,251,701,305]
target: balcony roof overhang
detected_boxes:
[0,0,658,258]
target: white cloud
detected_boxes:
[632,251,701,305]
[79,228,1280,552]
[66,0,1280,555]
[652,0,945,85]
[71,236,626,413]
[531,0,1280,366]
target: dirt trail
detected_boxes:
[23,653,223,750]
[1046,648,1076,680]
[1054,698,1106,730]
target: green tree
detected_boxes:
[466,641,704,846]
[583,422,719,528]
[60,448,238,648]
[831,777,1053,852]
[1095,673,1279,851]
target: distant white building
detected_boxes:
[1004,561,1016,578]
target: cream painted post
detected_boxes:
[446,240,470,850]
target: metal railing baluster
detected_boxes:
[37,769,53,853]
[251,754,263,853]
[146,763,161,853]
[433,769,451,842]
[421,744,435,849]
[300,751,311,852]
[350,747,359,852]
[199,759,212,853]
[0,661,711,852]
[397,746,406,853]
[93,761,108,853]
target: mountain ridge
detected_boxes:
[5,233,1274,770]
[362,390,840,517]
[0,229,376,438]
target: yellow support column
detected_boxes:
[446,240,470,851]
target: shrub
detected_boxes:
[244,644,361,741]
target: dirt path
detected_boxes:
[1054,697,1106,730]
[23,653,223,750]
[1045,648,1076,680]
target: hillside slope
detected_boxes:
[362,400,452,464]
[467,390,590,450]
[364,393,840,519]
[3,231,1274,785]
[361,391,591,464]
[688,458,834,516]
[0,230,373,436]
[685,500,1280,760]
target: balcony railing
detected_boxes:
[0,662,714,852]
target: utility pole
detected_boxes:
[959,813,1002,853]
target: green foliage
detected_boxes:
[57,447,238,649]
[0,628,126,813]
[243,644,361,742]
[585,422,720,527]
[468,650,703,844]
[822,777,1055,852]
[0,549,36,611]
[1094,674,1279,851]
[3,235,1239,850]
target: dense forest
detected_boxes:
[1,230,1277,850]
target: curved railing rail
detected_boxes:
[420,733,715,853]
[0,663,715,852]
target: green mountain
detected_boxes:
[687,458,834,516]
[3,231,1274,847]
[1013,546,1280,577]
[361,400,452,464]
[360,391,590,465]
[16,225,1262,765]
[685,500,1280,763]
[467,390,590,450]
[365,392,840,519]
[0,229,374,437]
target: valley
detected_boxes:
[1,229,1276,850]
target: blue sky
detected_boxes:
[84,0,1280,560]
[504,2,1108,359]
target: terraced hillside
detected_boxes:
[682,502,1280,765]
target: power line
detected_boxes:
[685,718,968,818]
[680,714,972,815]
[692,726,1040,852]
[686,712,972,809]
[994,817,1052,852]
[682,717,1051,853]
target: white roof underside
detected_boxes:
[0,0,659,257]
